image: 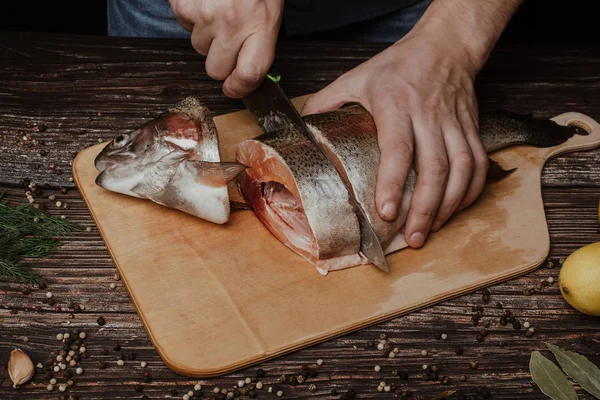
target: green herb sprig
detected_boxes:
[0,193,80,284]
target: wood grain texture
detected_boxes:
[1,32,600,399]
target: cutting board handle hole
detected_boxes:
[567,119,592,134]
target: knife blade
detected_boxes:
[242,68,389,272]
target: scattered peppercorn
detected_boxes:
[256,368,265,377]
[476,334,485,342]
[512,320,521,330]
[455,347,464,355]
[442,376,450,385]
[469,361,479,370]
[134,385,143,392]
[97,316,106,325]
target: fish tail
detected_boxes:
[480,110,587,152]
[486,159,517,182]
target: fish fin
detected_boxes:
[187,161,248,187]
[486,159,517,182]
[131,151,182,195]
[230,201,252,211]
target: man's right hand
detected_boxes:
[169,0,284,98]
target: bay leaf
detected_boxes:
[547,343,600,399]
[530,351,578,400]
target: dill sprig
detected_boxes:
[0,193,81,284]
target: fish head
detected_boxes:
[94,116,181,197]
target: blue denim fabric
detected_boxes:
[107,0,189,38]
[107,0,432,43]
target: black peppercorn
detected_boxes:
[391,368,398,376]
[73,305,81,313]
[48,298,56,306]
[526,330,534,338]
[249,389,257,398]
[97,316,106,325]
[455,347,464,355]
[499,316,507,326]
[512,320,521,330]
[289,375,298,386]
[399,371,409,380]
[170,389,178,396]
[442,376,450,385]
[433,332,442,340]
[64,370,73,378]
[143,374,152,383]
[113,343,121,351]
[308,368,317,378]
[256,368,265,377]
[476,334,485,342]
[495,302,503,309]
[22,287,31,295]
[469,361,479,370]
[431,365,439,372]
[141,396,149,400]
[134,385,143,392]
[98,361,107,369]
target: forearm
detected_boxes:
[410,0,524,75]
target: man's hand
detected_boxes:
[170,0,284,98]
[301,0,523,248]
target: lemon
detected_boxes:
[559,242,600,316]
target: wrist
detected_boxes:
[407,0,523,77]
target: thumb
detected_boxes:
[300,78,353,116]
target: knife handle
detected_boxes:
[266,67,281,83]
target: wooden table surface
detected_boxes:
[1,31,599,400]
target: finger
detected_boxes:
[169,0,194,31]
[430,122,474,232]
[374,108,414,222]
[190,25,213,56]
[404,118,449,248]
[204,37,244,81]
[457,111,489,212]
[300,75,355,116]
[223,32,276,98]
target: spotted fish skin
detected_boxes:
[237,127,361,261]
[238,105,580,272]
[94,96,246,224]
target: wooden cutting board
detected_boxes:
[73,96,600,378]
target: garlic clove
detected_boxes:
[8,348,34,388]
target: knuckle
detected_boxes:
[415,207,437,221]
[205,61,229,81]
[381,178,404,193]
[384,139,413,158]
[454,151,474,170]
[221,8,239,31]
[235,64,264,86]
[426,157,449,177]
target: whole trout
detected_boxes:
[237,106,583,274]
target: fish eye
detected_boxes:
[112,134,129,149]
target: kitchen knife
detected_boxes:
[242,68,389,272]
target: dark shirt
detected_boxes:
[282,0,424,36]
